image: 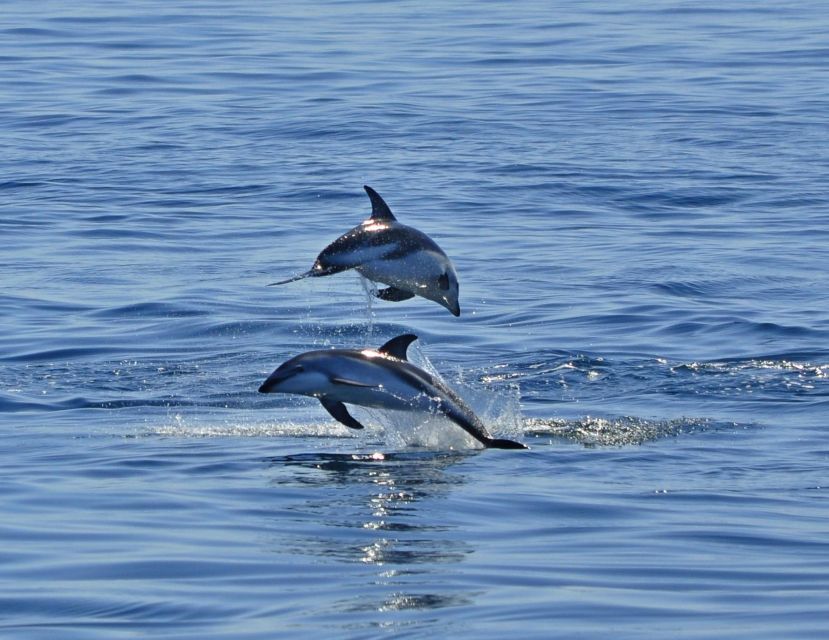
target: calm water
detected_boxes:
[2,1,829,637]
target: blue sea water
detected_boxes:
[2,0,829,637]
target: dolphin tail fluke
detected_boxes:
[485,437,528,450]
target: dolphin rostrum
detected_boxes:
[270,186,461,316]
[258,334,526,449]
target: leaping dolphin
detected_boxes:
[270,186,461,316]
[258,334,526,450]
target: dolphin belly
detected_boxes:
[356,250,445,292]
[325,369,436,413]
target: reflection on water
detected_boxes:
[266,452,476,623]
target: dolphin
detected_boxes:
[270,186,461,316]
[258,334,526,450]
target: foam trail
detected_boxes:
[523,415,727,447]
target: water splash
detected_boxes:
[524,415,733,447]
[146,412,732,450]
[358,273,377,344]
[150,412,355,440]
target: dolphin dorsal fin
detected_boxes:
[364,185,396,221]
[378,334,417,360]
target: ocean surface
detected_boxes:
[2,1,828,637]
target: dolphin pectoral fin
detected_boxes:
[484,437,528,450]
[375,286,415,302]
[319,398,365,430]
[377,334,418,361]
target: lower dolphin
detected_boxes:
[258,334,526,450]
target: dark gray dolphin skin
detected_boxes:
[270,186,461,316]
[258,334,527,450]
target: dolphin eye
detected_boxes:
[438,273,450,290]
